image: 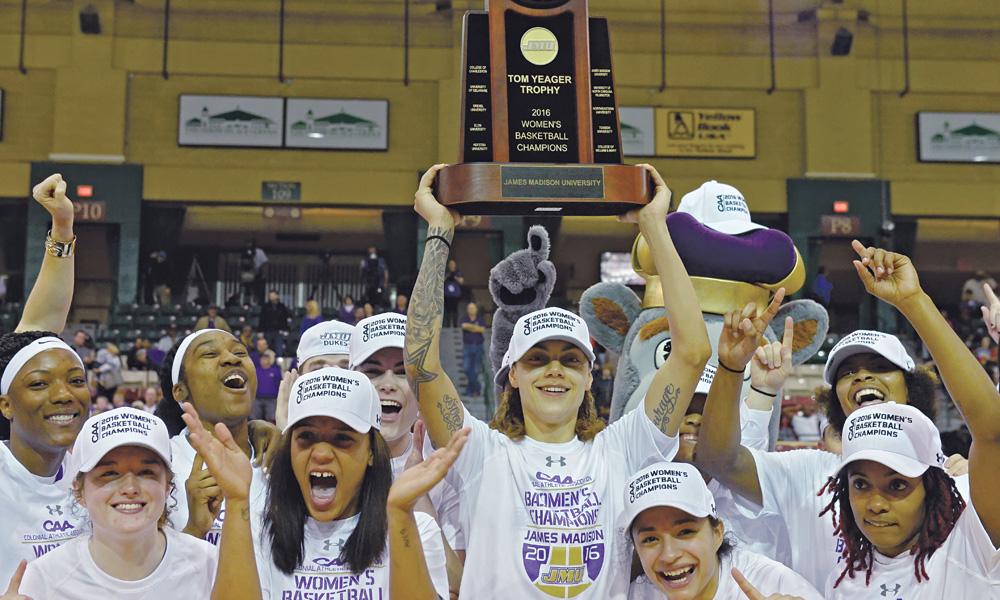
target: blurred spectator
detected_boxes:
[361,246,389,309]
[94,343,124,399]
[111,389,128,409]
[809,266,833,308]
[259,290,291,357]
[940,424,972,459]
[250,336,270,368]
[143,250,171,306]
[975,335,997,370]
[0,273,7,303]
[253,349,281,422]
[443,259,465,327]
[790,402,822,442]
[338,295,357,324]
[300,299,323,336]
[393,294,408,315]
[127,336,152,370]
[131,399,147,411]
[92,395,111,415]
[157,324,180,353]
[962,270,997,307]
[71,330,96,368]
[363,303,375,318]
[460,302,486,397]
[194,304,231,333]
[353,306,366,323]
[142,386,162,412]
[239,324,255,350]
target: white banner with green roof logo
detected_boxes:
[918,112,1000,163]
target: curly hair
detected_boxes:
[818,466,965,587]
[0,331,62,440]
[490,384,605,441]
[817,365,939,437]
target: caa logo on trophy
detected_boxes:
[435,0,652,216]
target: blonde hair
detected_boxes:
[305,299,321,318]
[489,384,605,441]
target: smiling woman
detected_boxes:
[153,328,271,544]
[16,406,262,600]
[0,174,90,584]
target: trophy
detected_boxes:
[436,0,651,215]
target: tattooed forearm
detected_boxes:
[651,384,681,431]
[404,225,455,394]
[399,527,412,548]
[437,394,464,435]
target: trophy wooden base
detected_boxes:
[435,163,652,216]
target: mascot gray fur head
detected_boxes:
[488,225,557,390]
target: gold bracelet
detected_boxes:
[45,229,76,258]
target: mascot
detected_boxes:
[580,180,828,444]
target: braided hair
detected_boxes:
[818,466,965,587]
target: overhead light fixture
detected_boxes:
[830,27,853,56]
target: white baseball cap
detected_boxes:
[677,180,767,235]
[694,363,717,396]
[286,367,381,433]
[65,408,172,483]
[621,463,717,532]
[823,329,915,386]
[350,313,406,369]
[297,320,354,365]
[499,307,595,381]
[837,403,945,478]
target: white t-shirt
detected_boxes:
[791,413,822,442]
[628,547,823,600]
[826,503,1000,599]
[0,442,84,582]
[255,512,450,599]
[447,405,677,599]
[20,526,218,599]
[167,428,268,545]
[749,447,974,591]
[390,435,465,551]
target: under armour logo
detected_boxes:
[880,583,901,597]
[545,456,566,467]
[323,539,346,553]
[46,505,62,516]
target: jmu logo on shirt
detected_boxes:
[521,469,605,598]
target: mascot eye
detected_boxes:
[653,339,672,370]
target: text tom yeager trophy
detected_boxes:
[436,0,651,215]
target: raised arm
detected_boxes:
[696,293,787,507]
[851,240,1000,545]
[405,164,466,449]
[180,403,262,600]
[16,174,76,334]
[624,165,711,437]
[387,427,470,600]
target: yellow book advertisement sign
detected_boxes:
[654,108,755,158]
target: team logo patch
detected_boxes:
[520,470,605,597]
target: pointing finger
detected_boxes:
[983,283,1000,306]
[731,567,764,600]
[190,452,205,478]
[781,316,794,350]
[5,559,27,595]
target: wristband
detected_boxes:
[44,229,76,258]
[717,359,744,374]
[750,385,777,398]
[425,235,451,250]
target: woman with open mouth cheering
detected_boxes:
[255,367,453,599]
